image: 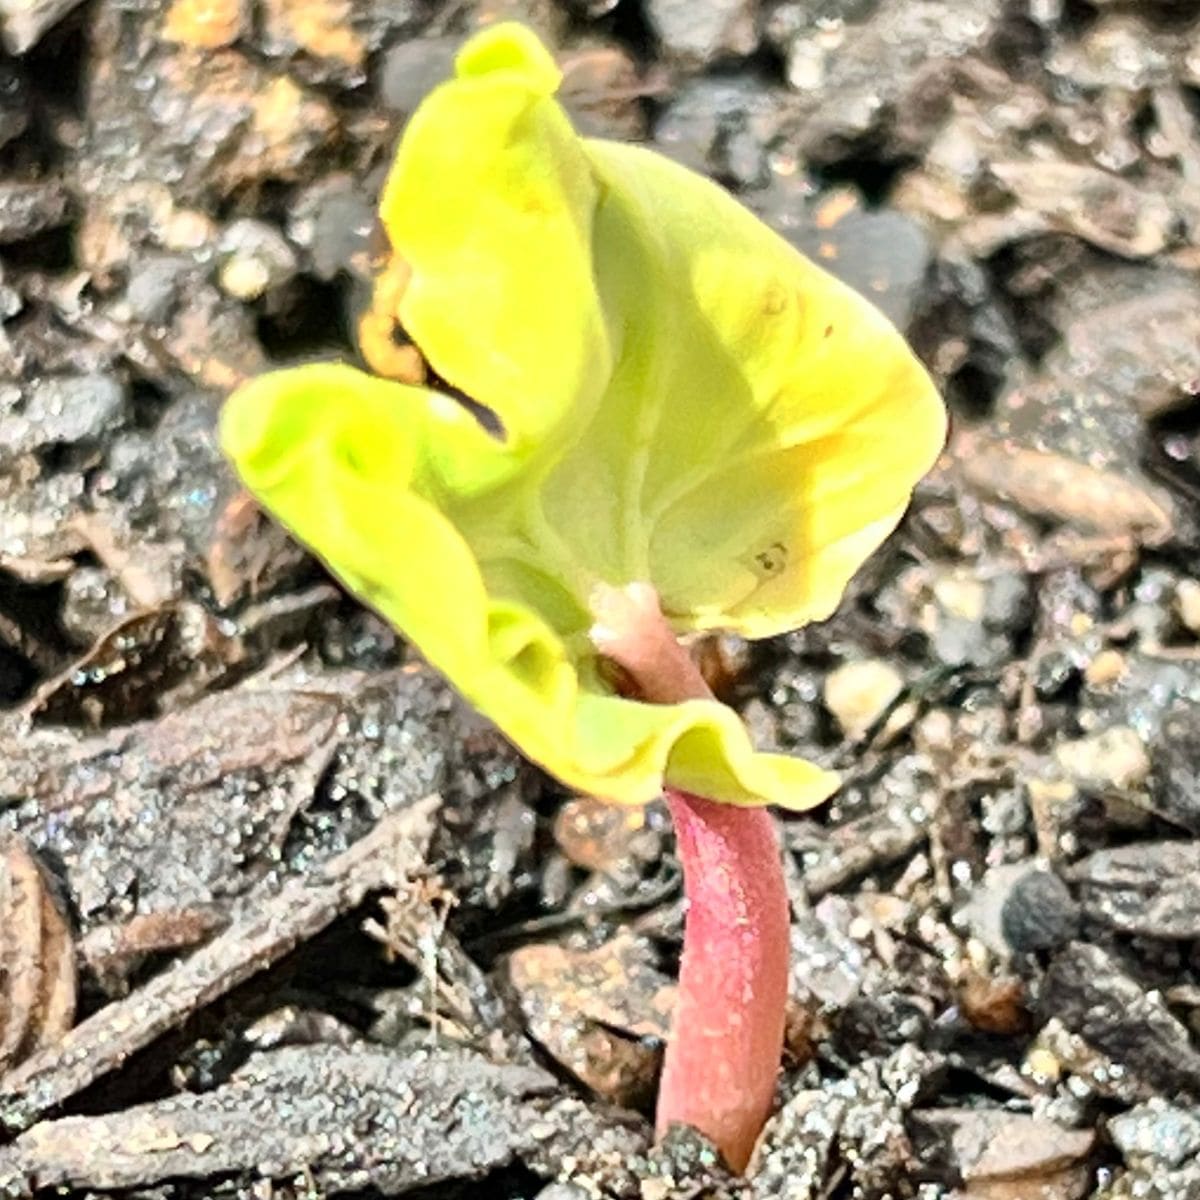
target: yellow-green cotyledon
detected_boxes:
[219,22,946,813]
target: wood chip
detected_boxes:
[0,840,76,1077]
[957,438,1175,546]
[0,797,438,1134]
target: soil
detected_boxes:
[4,0,1200,1197]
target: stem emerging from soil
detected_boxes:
[658,789,787,1171]
[589,583,788,1172]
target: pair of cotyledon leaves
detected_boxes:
[221,23,946,811]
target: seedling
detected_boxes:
[221,23,944,1173]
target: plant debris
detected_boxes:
[0,840,76,1077]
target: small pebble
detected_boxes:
[1109,1098,1200,1168]
[60,567,130,645]
[379,35,461,113]
[161,208,217,253]
[552,795,650,874]
[1001,870,1080,954]
[1177,579,1200,636]
[218,219,297,301]
[823,659,904,739]
[933,574,986,622]
[645,0,758,67]
[163,0,247,48]
[1025,1046,1062,1083]
[1054,726,1150,791]
[1084,649,1127,687]
[536,1185,592,1200]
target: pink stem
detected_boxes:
[587,583,788,1171]
[657,789,788,1172]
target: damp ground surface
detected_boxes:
[3,0,1200,1196]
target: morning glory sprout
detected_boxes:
[221,22,945,1172]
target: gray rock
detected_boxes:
[932,614,1008,670]
[790,902,870,1010]
[959,863,1078,959]
[289,179,377,282]
[754,1047,939,1195]
[751,1089,846,1197]
[0,470,86,566]
[0,374,126,462]
[646,0,758,68]
[0,180,71,244]
[653,76,796,185]
[60,567,131,646]
[80,7,337,210]
[1128,567,1182,649]
[218,219,298,301]
[1151,697,1200,833]
[123,254,194,327]
[911,1109,1093,1195]
[908,251,1022,411]
[786,205,932,330]
[765,0,1002,161]
[1000,868,1080,954]
[919,569,1016,669]
[1049,268,1200,423]
[1083,653,1200,745]
[1110,1099,1200,1169]
[983,572,1034,634]
[379,34,461,113]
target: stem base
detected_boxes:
[656,789,788,1173]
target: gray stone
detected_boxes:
[766,0,1002,161]
[1000,869,1079,954]
[1110,1099,1200,1169]
[646,0,758,67]
[289,179,377,282]
[218,219,298,301]
[379,34,461,113]
[0,180,71,244]
[1152,697,1200,833]
[0,374,126,462]
[786,206,932,330]
[654,76,796,184]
